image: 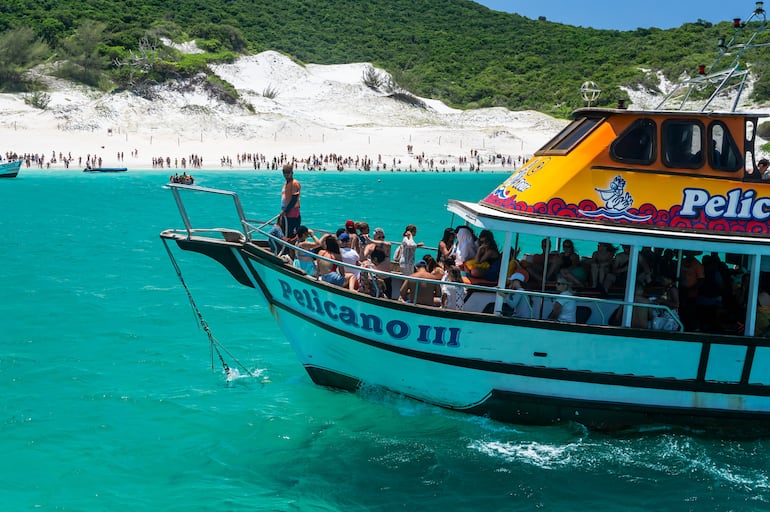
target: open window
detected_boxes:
[610,118,656,165]
[708,121,742,172]
[662,119,704,169]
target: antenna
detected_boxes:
[580,81,601,107]
[656,2,770,112]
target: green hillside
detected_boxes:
[1,0,768,116]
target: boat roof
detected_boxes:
[448,199,770,256]
[572,107,768,119]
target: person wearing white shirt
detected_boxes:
[549,278,577,323]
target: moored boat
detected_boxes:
[83,167,127,173]
[0,160,22,178]
[161,4,770,435]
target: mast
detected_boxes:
[656,2,770,112]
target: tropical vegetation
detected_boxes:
[0,0,769,117]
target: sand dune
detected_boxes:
[0,51,567,171]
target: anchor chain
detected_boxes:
[162,238,254,379]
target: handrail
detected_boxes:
[166,184,683,331]
[168,183,252,239]
[261,225,683,330]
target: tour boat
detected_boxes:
[161,4,770,434]
[0,160,22,178]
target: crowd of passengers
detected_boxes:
[269,220,758,334]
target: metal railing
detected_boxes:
[166,183,683,331]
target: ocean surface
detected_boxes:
[3,168,770,511]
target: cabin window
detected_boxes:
[662,120,704,169]
[610,118,656,165]
[536,116,604,155]
[708,122,742,172]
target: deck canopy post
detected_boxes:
[746,254,763,336]
[621,245,641,328]
[493,230,514,315]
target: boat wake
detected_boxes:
[225,367,270,385]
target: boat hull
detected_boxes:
[169,234,770,434]
[83,167,127,173]
[0,160,22,178]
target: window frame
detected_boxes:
[609,118,657,165]
[707,120,743,173]
[536,116,605,156]
[661,119,706,169]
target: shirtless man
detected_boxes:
[399,260,441,306]
[279,163,301,238]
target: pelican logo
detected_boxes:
[579,175,651,221]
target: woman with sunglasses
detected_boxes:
[549,278,577,323]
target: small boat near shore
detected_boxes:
[83,167,127,173]
[0,160,22,178]
[161,4,770,435]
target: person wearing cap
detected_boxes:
[343,219,361,254]
[338,232,361,288]
[279,163,301,238]
[504,271,528,316]
[399,259,441,306]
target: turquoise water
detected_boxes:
[2,169,770,511]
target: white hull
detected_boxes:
[0,160,21,178]
[171,235,770,433]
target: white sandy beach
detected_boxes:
[0,50,568,171]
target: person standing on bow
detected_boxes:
[279,163,301,239]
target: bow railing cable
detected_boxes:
[162,238,255,379]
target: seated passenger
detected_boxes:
[421,254,445,279]
[436,227,457,268]
[451,225,477,267]
[590,242,614,289]
[292,225,320,276]
[523,238,553,288]
[338,232,361,277]
[637,246,656,287]
[268,222,286,255]
[343,219,361,255]
[356,222,372,253]
[505,247,529,283]
[557,239,587,286]
[464,229,501,280]
[358,249,387,297]
[339,232,362,291]
[400,260,441,306]
[652,273,680,330]
[441,265,465,310]
[548,278,577,322]
[364,227,394,297]
[504,271,529,316]
[602,244,630,294]
[364,227,392,261]
[317,234,346,287]
[631,285,653,329]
